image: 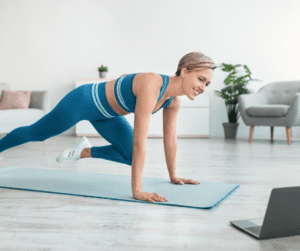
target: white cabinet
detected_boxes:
[75,78,209,138]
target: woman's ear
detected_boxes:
[180,67,188,78]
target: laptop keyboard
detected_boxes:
[245,226,262,236]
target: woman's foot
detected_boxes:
[56,136,92,163]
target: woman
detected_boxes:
[0,52,217,203]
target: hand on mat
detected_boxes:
[133,191,168,203]
[171,177,200,185]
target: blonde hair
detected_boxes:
[175,52,218,76]
[120,52,218,78]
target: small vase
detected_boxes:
[99,71,107,78]
[222,123,239,139]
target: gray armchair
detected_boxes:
[238,81,300,145]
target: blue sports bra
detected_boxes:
[114,73,174,114]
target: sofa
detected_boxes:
[0,83,50,145]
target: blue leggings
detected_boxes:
[0,83,134,166]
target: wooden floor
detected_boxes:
[1,135,300,251]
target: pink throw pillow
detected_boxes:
[0,90,32,110]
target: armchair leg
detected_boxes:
[286,127,291,145]
[270,126,274,143]
[249,126,255,143]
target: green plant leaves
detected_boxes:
[98,64,108,72]
[214,63,262,123]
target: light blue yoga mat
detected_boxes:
[0,166,240,209]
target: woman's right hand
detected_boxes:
[133,191,168,203]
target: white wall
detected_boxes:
[1,0,300,139]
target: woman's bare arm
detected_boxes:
[131,73,160,194]
[131,73,169,203]
[163,96,181,180]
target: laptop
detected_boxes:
[230,186,300,240]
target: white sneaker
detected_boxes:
[56,136,92,163]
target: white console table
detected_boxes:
[75,78,209,138]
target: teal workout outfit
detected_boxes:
[0,73,174,166]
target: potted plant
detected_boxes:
[214,63,262,139]
[98,65,108,78]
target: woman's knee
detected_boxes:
[126,148,133,166]
[110,140,132,166]
[93,116,134,163]
[126,158,132,166]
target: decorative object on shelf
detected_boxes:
[214,63,262,139]
[98,65,108,78]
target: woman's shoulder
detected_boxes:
[121,72,161,77]
[136,72,162,78]
[132,72,163,97]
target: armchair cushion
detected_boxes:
[0,90,32,110]
[246,104,290,117]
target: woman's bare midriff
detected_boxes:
[105,73,171,116]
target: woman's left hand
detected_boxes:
[171,177,200,185]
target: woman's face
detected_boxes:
[182,67,213,100]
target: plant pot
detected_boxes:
[99,71,107,78]
[222,122,239,139]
